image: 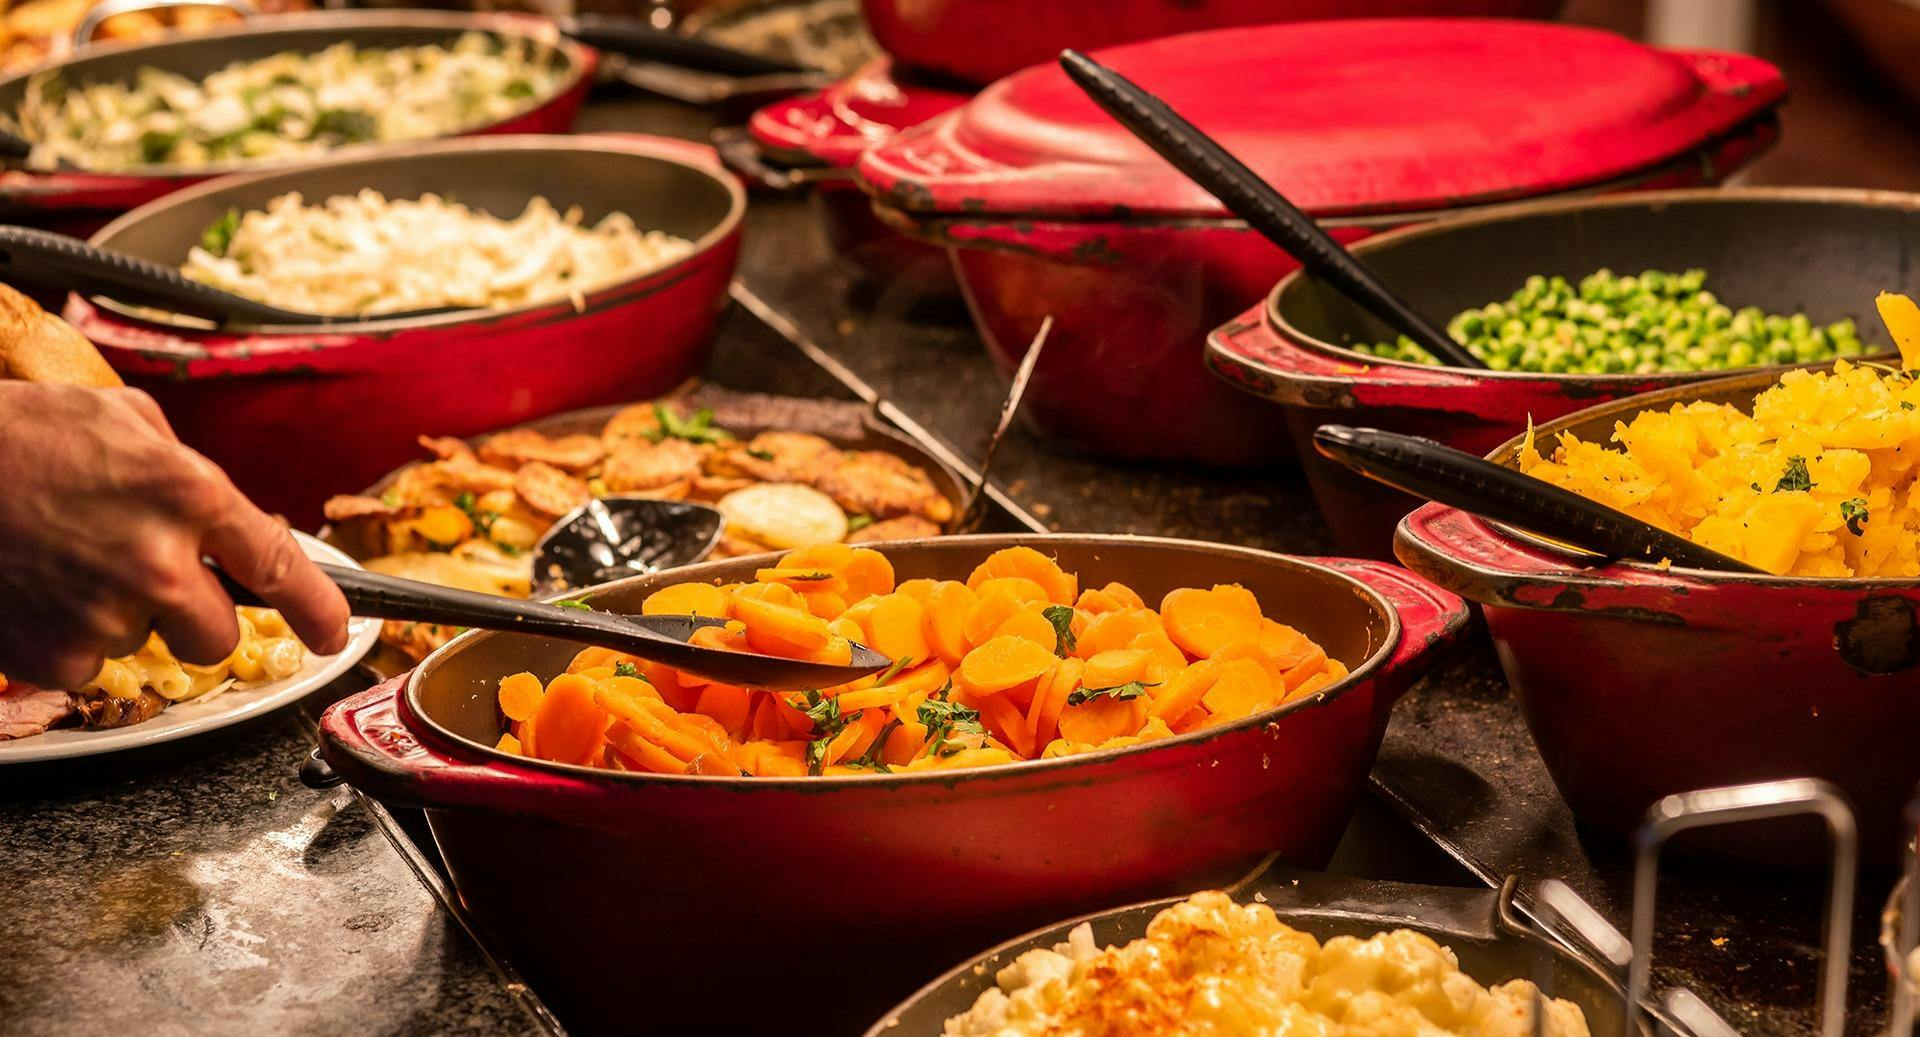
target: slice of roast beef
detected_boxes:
[0,684,75,739]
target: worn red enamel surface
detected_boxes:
[319,539,1467,1030]
[861,0,1564,86]
[66,136,740,530]
[1397,503,1920,855]
[748,56,969,169]
[858,20,1783,220]
[0,14,596,221]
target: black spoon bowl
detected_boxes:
[532,497,726,596]
[1310,424,1765,574]
[1057,49,1485,370]
[0,225,466,325]
[219,560,889,690]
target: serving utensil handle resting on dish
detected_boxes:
[1056,50,1485,370]
[1310,424,1765,573]
[0,226,464,326]
[957,316,1052,534]
[557,14,808,77]
[215,562,890,690]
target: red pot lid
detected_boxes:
[749,57,973,170]
[857,19,1785,220]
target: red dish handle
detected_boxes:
[1307,555,1468,711]
[318,675,618,819]
[1394,502,1706,609]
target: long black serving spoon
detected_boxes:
[1311,424,1765,574]
[1058,49,1485,370]
[0,226,464,325]
[216,561,890,690]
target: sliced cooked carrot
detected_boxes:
[925,581,979,665]
[735,581,809,611]
[749,693,787,741]
[1289,658,1350,699]
[533,673,611,766]
[1257,619,1320,670]
[1170,706,1209,734]
[597,689,707,763]
[884,659,951,699]
[642,582,730,618]
[961,587,1025,649]
[688,752,741,776]
[1100,582,1146,610]
[840,708,891,763]
[690,625,745,653]
[1279,642,1332,691]
[605,722,689,774]
[1211,643,1282,689]
[734,592,833,652]
[797,636,855,666]
[754,567,848,594]
[566,647,627,673]
[801,591,850,620]
[1210,583,1263,620]
[779,543,855,575]
[1075,608,1163,659]
[966,546,1078,604]
[498,671,545,723]
[1161,586,1261,659]
[1057,694,1145,746]
[1200,657,1279,720]
[843,547,896,599]
[973,576,1051,605]
[977,693,1033,758]
[410,504,474,548]
[882,720,928,766]
[992,606,1060,649]
[639,661,700,712]
[960,636,1059,694]
[1148,659,1221,723]
[1074,588,1126,615]
[694,682,754,736]
[895,578,940,608]
[516,713,539,757]
[1027,656,1081,749]
[1082,648,1150,690]
[495,732,522,755]
[1128,631,1190,683]
[836,685,908,713]
[865,593,930,663]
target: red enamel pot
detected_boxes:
[317,534,1467,1035]
[65,134,744,529]
[0,10,596,231]
[739,57,968,294]
[859,20,1783,466]
[1393,369,1920,859]
[860,0,1564,87]
[1211,188,1915,559]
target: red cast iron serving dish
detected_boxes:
[742,57,969,290]
[0,10,596,226]
[857,20,1784,466]
[860,0,1563,87]
[63,134,744,528]
[1394,369,1920,858]
[1212,188,1916,558]
[317,534,1467,1034]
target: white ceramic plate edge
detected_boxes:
[0,531,380,764]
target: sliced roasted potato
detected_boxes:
[716,483,848,550]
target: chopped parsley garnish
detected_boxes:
[646,403,733,446]
[554,597,593,611]
[1842,498,1870,536]
[1042,605,1077,658]
[312,108,378,143]
[800,690,852,776]
[453,490,498,536]
[139,129,181,164]
[747,447,777,462]
[844,717,902,772]
[1066,681,1156,707]
[1749,482,1762,493]
[1904,401,1916,411]
[845,514,875,534]
[503,79,535,98]
[199,207,240,257]
[379,490,402,508]
[613,661,639,679]
[917,690,984,757]
[873,655,914,686]
[1773,456,1812,493]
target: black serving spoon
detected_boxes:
[531,497,726,596]
[1058,50,1485,370]
[556,14,809,78]
[1311,424,1765,573]
[217,561,889,690]
[0,226,465,325]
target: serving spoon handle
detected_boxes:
[215,561,889,690]
[1311,424,1765,574]
[0,226,461,326]
[559,14,810,77]
[1057,50,1485,370]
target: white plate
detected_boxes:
[0,532,380,764]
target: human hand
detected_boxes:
[0,383,349,688]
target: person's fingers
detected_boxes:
[150,561,241,666]
[101,386,178,441]
[201,490,348,655]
